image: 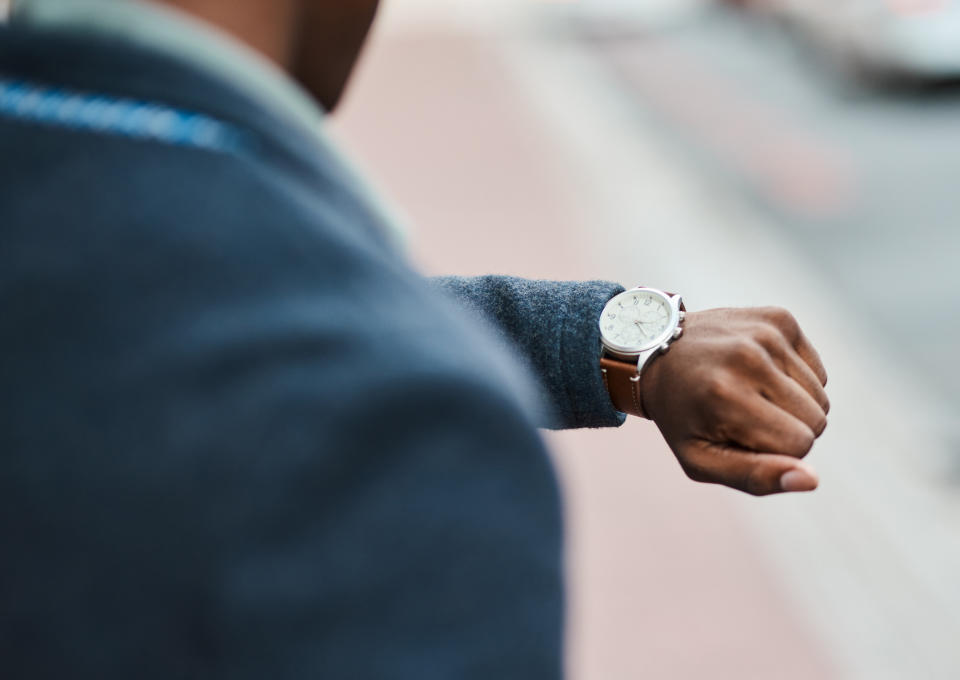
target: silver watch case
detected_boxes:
[599,287,685,373]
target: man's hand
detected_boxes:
[642,307,829,496]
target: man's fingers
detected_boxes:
[757,308,828,387]
[759,357,828,435]
[782,346,830,414]
[722,395,816,458]
[679,440,819,496]
[793,329,828,386]
[755,333,830,414]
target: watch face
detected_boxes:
[599,289,674,354]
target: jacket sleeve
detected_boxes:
[428,275,626,430]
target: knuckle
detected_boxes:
[791,427,816,456]
[753,324,783,349]
[814,415,828,437]
[730,339,762,366]
[766,306,799,333]
[705,375,735,402]
[741,467,771,497]
[745,475,766,497]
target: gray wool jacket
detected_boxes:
[0,19,626,680]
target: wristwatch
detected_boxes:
[598,287,686,419]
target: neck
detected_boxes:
[155,0,296,68]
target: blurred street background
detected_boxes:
[331,1,960,678]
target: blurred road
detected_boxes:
[332,1,960,678]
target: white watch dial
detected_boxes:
[600,289,673,352]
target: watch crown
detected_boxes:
[678,311,686,322]
[673,327,684,340]
[660,343,671,353]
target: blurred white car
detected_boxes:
[743,0,960,80]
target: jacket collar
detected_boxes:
[0,24,406,249]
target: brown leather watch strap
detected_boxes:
[600,356,647,419]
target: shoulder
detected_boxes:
[0,108,544,421]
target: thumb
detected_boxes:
[679,440,820,496]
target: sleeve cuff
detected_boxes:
[551,280,626,429]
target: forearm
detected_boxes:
[428,275,625,430]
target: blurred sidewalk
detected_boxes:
[331,3,960,678]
